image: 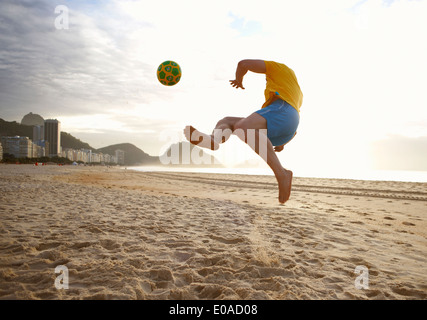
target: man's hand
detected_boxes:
[274,145,284,152]
[229,79,245,90]
[230,60,265,90]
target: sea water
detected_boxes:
[127,166,427,183]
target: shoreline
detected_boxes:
[1,164,426,299]
[127,164,427,184]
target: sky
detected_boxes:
[0,0,426,178]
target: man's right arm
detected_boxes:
[230,59,266,89]
[238,59,266,74]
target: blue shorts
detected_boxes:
[255,99,299,146]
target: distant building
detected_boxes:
[33,125,44,142]
[81,149,92,163]
[61,148,90,163]
[34,140,48,157]
[61,148,118,164]
[91,152,100,163]
[44,119,61,157]
[0,136,37,159]
[115,149,125,165]
[32,125,48,157]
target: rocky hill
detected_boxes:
[97,143,159,166]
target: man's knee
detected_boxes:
[233,118,248,131]
[217,116,233,125]
[217,117,243,130]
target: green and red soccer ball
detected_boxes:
[157,60,182,86]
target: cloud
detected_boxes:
[0,0,157,120]
[228,13,262,37]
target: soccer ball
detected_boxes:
[157,60,182,86]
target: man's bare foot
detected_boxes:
[277,168,293,204]
[184,125,219,151]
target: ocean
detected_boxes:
[127,166,427,183]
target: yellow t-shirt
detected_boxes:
[262,61,303,113]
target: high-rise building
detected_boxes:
[33,125,48,157]
[44,119,61,157]
[115,149,125,165]
[33,125,44,142]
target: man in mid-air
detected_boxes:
[184,59,303,204]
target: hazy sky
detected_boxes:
[1,0,426,177]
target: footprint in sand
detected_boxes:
[35,242,61,251]
[210,235,245,244]
[71,242,92,249]
[99,239,121,250]
[402,221,415,226]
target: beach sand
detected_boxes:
[0,164,426,300]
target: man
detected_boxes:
[184,59,303,204]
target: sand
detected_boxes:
[0,164,426,300]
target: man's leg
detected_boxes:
[212,116,243,144]
[233,113,293,204]
[184,116,243,150]
[184,113,293,203]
